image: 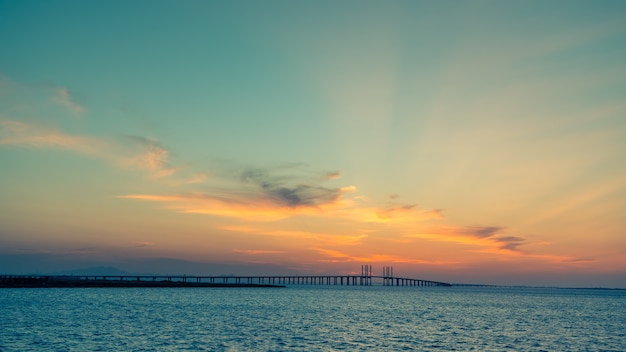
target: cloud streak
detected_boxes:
[232,249,286,255]
[122,136,178,178]
[118,187,354,221]
[53,87,84,115]
[222,225,368,247]
[407,226,528,254]
[459,226,526,251]
[0,120,179,179]
[0,119,107,154]
[118,183,448,225]
[240,168,345,208]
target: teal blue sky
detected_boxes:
[1,1,626,287]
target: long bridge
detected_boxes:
[1,266,451,287]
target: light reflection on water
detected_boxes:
[1,286,625,351]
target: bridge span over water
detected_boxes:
[173,266,451,287]
[2,266,451,287]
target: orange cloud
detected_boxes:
[118,189,446,228]
[118,180,361,222]
[115,161,442,227]
[119,193,319,221]
[222,225,367,246]
[328,201,444,224]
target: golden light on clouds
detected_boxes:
[2,1,625,288]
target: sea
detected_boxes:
[1,285,624,351]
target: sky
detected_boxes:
[1,0,625,288]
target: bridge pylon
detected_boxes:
[382,266,395,286]
[361,264,373,285]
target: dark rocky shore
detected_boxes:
[0,276,285,288]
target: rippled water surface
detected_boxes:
[1,285,625,351]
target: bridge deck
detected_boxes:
[1,274,451,287]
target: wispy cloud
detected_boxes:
[0,119,180,179]
[118,182,447,225]
[122,136,178,178]
[459,227,526,252]
[0,119,107,154]
[118,193,290,221]
[53,87,84,115]
[183,172,209,185]
[376,204,417,220]
[232,249,286,255]
[136,241,156,248]
[222,225,368,246]
[347,203,442,224]
[118,189,353,221]
[240,168,345,208]
[325,171,341,180]
[460,226,504,239]
[495,236,526,251]
[407,226,528,253]
[117,165,364,220]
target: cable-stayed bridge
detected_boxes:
[1,265,451,287]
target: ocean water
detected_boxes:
[1,285,624,351]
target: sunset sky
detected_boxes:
[1,1,625,287]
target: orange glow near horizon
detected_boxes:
[2,2,625,288]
